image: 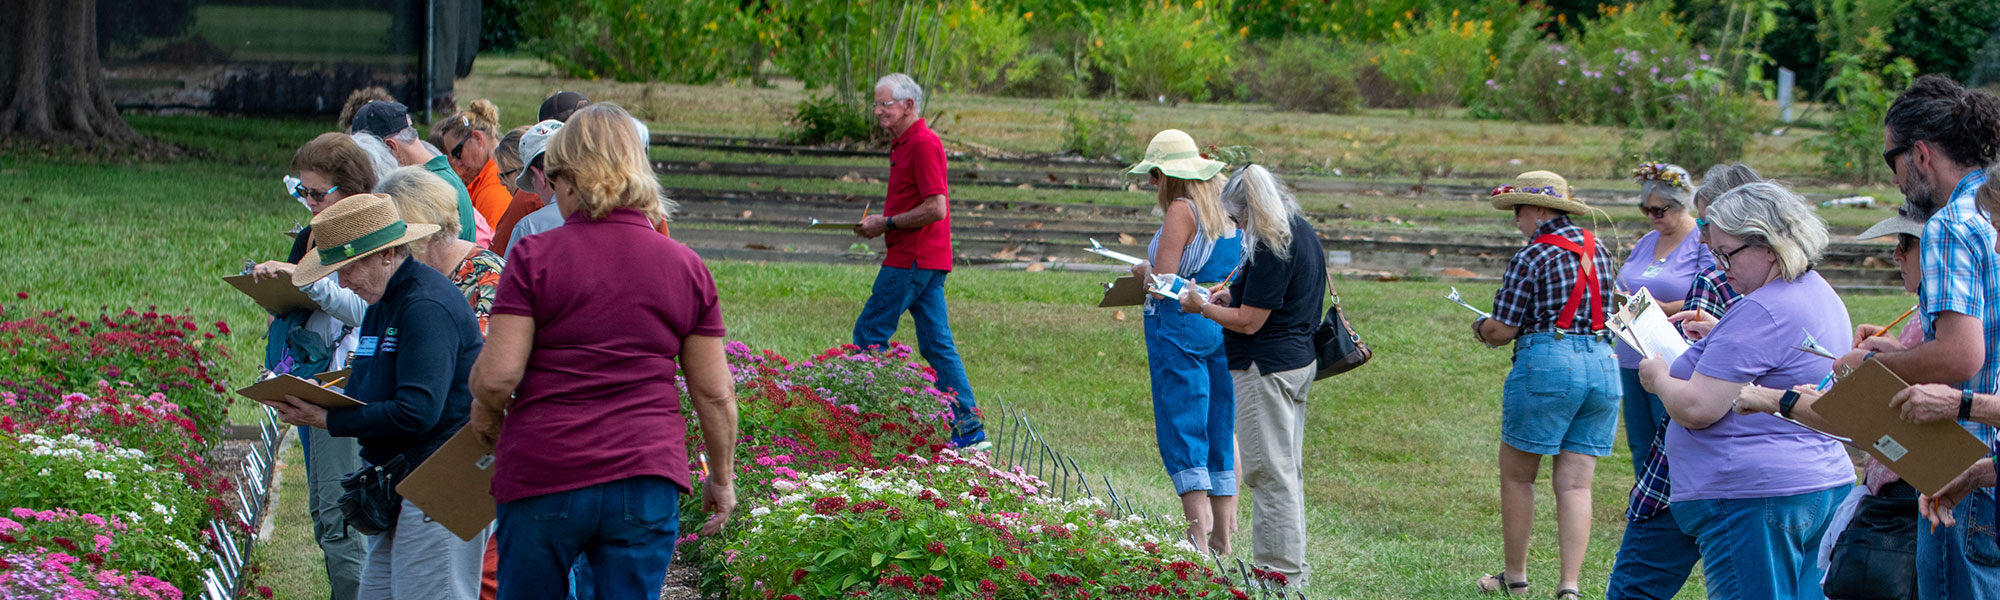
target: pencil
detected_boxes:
[861,201,872,221]
[320,377,345,389]
[1876,305,1918,338]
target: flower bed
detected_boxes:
[0,298,243,598]
[685,343,1252,599]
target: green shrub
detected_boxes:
[998,50,1075,98]
[531,0,765,84]
[0,433,211,590]
[787,93,877,145]
[1055,98,1135,159]
[1807,51,1917,183]
[1244,38,1362,114]
[1652,67,1758,171]
[1086,0,1238,102]
[1476,1,1711,128]
[1374,15,1496,112]
[937,0,1034,94]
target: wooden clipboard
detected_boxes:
[314,368,351,385]
[1099,276,1146,307]
[236,374,364,409]
[223,274,317,314]
[1814,360,1992,496]
[396,428,497,541]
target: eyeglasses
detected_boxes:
[1710,242,1754,271]
[1883,143,1912,174]
[292,182,337,202]
[1641,205,1672,218]
[449,135,469,160]
[873,100,903,108]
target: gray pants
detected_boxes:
[1233,362,1314,589]
[359,499,489,600]
[304,426,369,600]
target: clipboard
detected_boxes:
[223,274,318,315]
[1608,288,1690,363]
[1813,360,1992,496]
[396,427,497,541]
[314,368,351,385]
[807,218,860,230]
[1099,276,1146,307]
[1085,238,1146,266]
[235,374,364,409]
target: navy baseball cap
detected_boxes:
[350,101,412,138]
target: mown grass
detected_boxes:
[1,101,1918,598]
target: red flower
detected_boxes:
[979,579,998,592]
[792,568,809,583]
[14,292,25,299]
[988,556,1008,569]
[215,320,231,334]
[1017,571,1040,586]
[258,586,274,599]
[926,541,946,555]
[781,596,802,600]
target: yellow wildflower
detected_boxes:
[1024,11,1033,21]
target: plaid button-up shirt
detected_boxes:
[1492,216,1619,336]
[1918,169,1998,453]
[1681,262,1739,319]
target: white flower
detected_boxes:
[36,468,50,477]
[750,507,771,517]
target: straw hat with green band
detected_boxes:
[289,193,441,286]
[1125,129,1227,181]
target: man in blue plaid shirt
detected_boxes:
[1835,74,2000,600]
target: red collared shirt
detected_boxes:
[884,119,953,271]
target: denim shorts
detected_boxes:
[1501,332,1620,456]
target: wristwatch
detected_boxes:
[1779,389,1802,419]
[1962,389,1976,421]
[885,215,899,230]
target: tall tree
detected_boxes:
[0,0,143,147]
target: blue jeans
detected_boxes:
[1501,333,1620,456]
[853,265,982,437]
[1618,368,1670,479]
[1676,486,1845,600]
[494,476,680,600]
[1144,298,1235,497]
[1606,506,1700,600]
[1916,488,2000,600]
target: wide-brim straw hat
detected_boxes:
[1857,214,1925,242]
[290,193,440,286]
[1124,129,1227,181]
[1489,170,1589,215]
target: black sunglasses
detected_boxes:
[293,182,337,202]
[1641,205,1672,218]
[1883,143,1912,173]
[448,116,472,159]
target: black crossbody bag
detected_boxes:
[339,454,410,535]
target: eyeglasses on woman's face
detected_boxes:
[1711,241,1754,271]
[293,182,336,202]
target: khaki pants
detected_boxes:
[304,425,369,600]
[1233,362,1313,588]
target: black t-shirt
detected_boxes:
[1223,215,1326,372]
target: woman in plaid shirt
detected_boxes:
[1471,171,1621,599]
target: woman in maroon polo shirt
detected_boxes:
[466,103,738,599]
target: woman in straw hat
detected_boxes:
[1181,164,1323,591]
[271,193,490,600]
[1124,129,1244,554]
[1638,182,1853,599]
[1471,171,1620,599]
[465,103,737,599]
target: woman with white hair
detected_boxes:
[375,166,506,336]
[1179,164,1323,591]
[1638,182,1855,599]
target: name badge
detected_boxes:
[355,336,379,357]
[1640,264,1664,279]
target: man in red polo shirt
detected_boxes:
[854,73,987,449]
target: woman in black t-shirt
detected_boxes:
[1179,164,1323,591]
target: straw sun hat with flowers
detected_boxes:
[290,193,440,285]
[1489,170,1590,215]
[1124,129,1227,181]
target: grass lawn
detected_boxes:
[1,83,1916,597]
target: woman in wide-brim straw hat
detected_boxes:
[1470,171,1620,599]
[1122,129,1244,555]
[271,193,491,600]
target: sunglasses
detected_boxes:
[1883,143,1912,174]
[1641,205,1673,218]
[292,182,337,202]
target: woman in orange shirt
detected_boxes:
[432,99,513,232]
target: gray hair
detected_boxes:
[875,73,924,113]
[1693,163,1765,211]
[1640,175,1693,210]
[1707,182,1828,281]
[1222,165,1303,263]
[349,133,402,183]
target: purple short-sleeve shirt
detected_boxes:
[488,208,726,503]
[1665,271,1856,502]
[1615,229,1707,369]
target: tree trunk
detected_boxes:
[0,0,143,148]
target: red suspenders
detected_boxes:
[1531,230,1605,332]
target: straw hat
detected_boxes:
[1489,170,1589,215]
[290,194,440,286]
[1124,130,1226,181]
[1856,214,1925,242]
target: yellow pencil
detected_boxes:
[320,376,346,389]
[1876,305,1918,339]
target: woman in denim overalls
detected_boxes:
[1125,130,1243,553]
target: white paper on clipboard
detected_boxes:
[1609,288,1690,363]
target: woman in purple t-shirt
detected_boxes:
[1638,182,1857,599]
[1616,162,1702,470]
[466,104,739,600]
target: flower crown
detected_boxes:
[1491,185,1561,198]
[1631,162,1692,190]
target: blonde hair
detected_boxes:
[373,166,462,257]
[545,103,668,222]
[1707,182,1828,281]
[430,99,502,153]
[1156,173,1230,242]
[1977,169,2000,223]
[1221,165,1302,263]
[494,126,529,193]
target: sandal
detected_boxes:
[1474,570,1529,596]
[1555,589,1582,599]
